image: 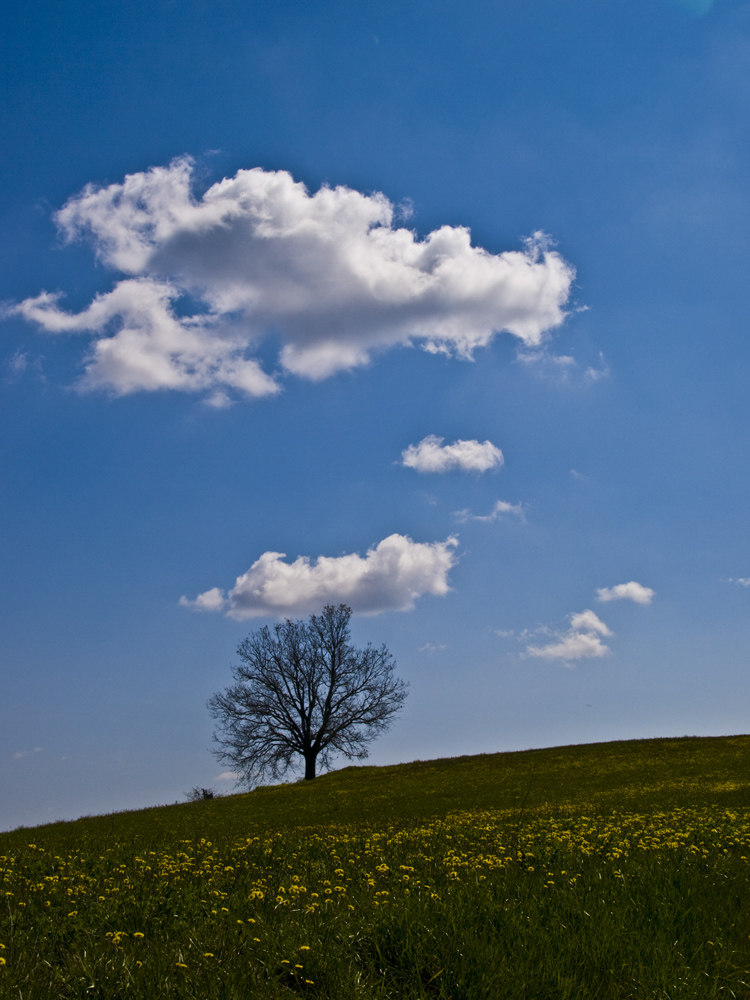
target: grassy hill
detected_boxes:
[10,733,750,847]
[3,735,750,998]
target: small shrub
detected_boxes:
[186,786,215,801]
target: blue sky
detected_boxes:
[2,0,750,829]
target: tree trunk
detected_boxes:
[304,754,316,780]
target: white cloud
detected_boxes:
[453,499,524,523]
[569,609,612,635]
[181,533,458,618]
[525,609,612,663]
[584,353,610,382]
[214,771,240,782]
[10,157,575,399]
[402,435,504,473]
[596,581,655,604]
[7,350,28,375]
[12,280,280,398]
[4,349,44,384]
[729,578,750,588]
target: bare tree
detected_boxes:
[208,604,408,782]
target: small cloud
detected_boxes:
[584,353,610,382]
[596,581,654,605]
[517,349,576,369]
[12,751,27,760]
[419,642,446,653]
[453,499,525,524]
[180,587,226,613]
[203,391,234,409]
[518,347,608,385]
[182,533,458,618]
[495,629,515,638]
[8,350,28,375]
[5,349,44,383]
[396,197,414,220]
[570,610,612,636]
[214,771,240,782]
[570,469,588,481]
[729,578,750,588]
[525,609,612,664]
[401,435,503,474]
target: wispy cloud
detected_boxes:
[401,435,504,474]
[516,346,609,384]
[453,499,525,523]
[596,581,655,604]
[584,353,610,382]
[181,534,459,618]
[4,349,44,384]
[6,158,575,400]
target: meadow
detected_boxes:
[3,735,750,998]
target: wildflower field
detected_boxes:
[3,736,750,998]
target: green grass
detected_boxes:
[3,735,750,998]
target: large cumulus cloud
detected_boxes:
[10,157,576,399]
[180,533,459,618]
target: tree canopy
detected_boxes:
[208,604,408,782]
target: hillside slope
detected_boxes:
[3,735,750,999]
[5,733,750,847]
